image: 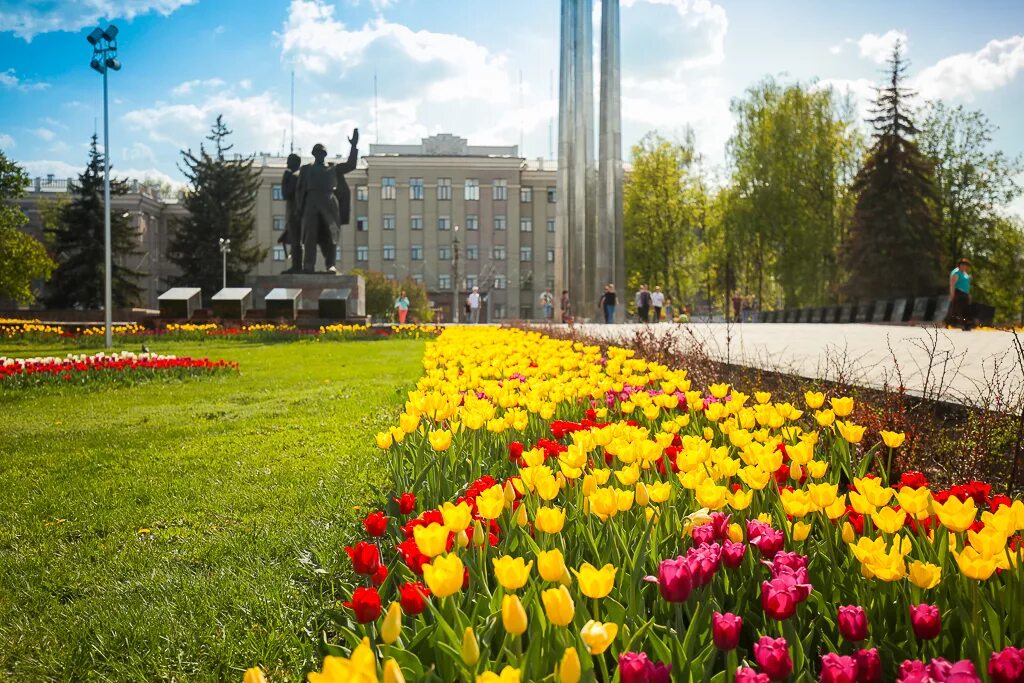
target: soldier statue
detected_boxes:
[296,128,359,273]
[278,153,303,274]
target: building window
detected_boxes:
[547,275,555,289]
[439,274,452,290]
[271,184,283,201]
[272,215,286,231]
[547,248,555,263]
[465,274,478,289]
[466,214,479,231]
[493,179,508,201]
[357,216,369,232]
[494,215,506,231]
[382,177,396,199]
[383,244,396,261]
[520,186,532,203]
[437,177,452,200]
[411,245,424,261]
[466,244,479,260]
[520,246,532,261]
[412,274,424,284]
[494,275,507,290]
[336,246,342,261]
[411,215,423,231]
[547,218,556,233]
[465,178,480,201]
[385,273,397,281]
[383,214,396,231]
[272,245,286,261]
[356,246,369,262]
[520,305,533,319]
[493,245,506,261]
[494,303,506,319]
[410,178,424,200]
[356,186,369,201]
[520,217,532,232]
[439,246,452,261]
[520,273,533,290]
[547,187,556,203]
[438,216,451,231]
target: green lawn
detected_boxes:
[0,338,425,682]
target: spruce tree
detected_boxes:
[844,43,942,301]
[168,116,266,295]
[44,135,143,309]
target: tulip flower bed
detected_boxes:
[0,351,238,390]
[292,327,1024,683]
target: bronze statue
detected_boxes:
[296,128,359,273]
[279,153,302,273]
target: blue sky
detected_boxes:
[1,0,1023,214]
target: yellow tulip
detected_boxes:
[243,668,267,683]
[422,553,464,598]
[824,496,848,520]
[908,560,942,589]
[542,585,575,626]
[375,431,393,449]
[955,546,998,581]
[573,562,617,599]
[413,523,450,558]
[836,420,865,444]
[440,501,473,532]
[492,556,533,591]
[615,463,640,486]
[695,480,728,510]
[381,601,402,644]
[790,520,812,541]
[880,430,905,448]
[477,667,521,683]
[648,481,672,503]
[871,507,905,534]
[968,527,1009,558]
[428,429,453,451]
[830,396,854,417]
[754,391,772,404]
[804,391,825,409]
[538,549,568,582]
[729,488,753,511]
[580,619,618,654]
[807,459,828,478]
[558,647,582,683]
[814,409,835,427]
[502,594,528,635]
[896,487,932,519]
[728,522,744,543]
[842,522,856,544]
[535,506,566,533]
[308,637,376,683]
[476,484,506,520]
[709,383,730,399]
[383,659,406,683]
[462,627,480,665]
[808,482,838,509]
[934,496,977,533]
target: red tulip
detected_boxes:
[753,527,785,559]
[820,653,859,683]
[344,586,382,623]
[722,540,747,568]
[395,492,416,514]
[761,576,801,620]
[989,647,1024,683]
[736,668,771,683]
[399,581,429,615]
[909,604,941,641]
[371,564,388,586]
[710,512,732,539]
[944,660,982,683]
[396,537,428,575]
[692,524,717,545]
[657,556,693,602]
[362,511,388,537]
[855,648,882,683]
[837,605,868,643]
[754,636,793,681]
[712,612,742,650]
[345,541,381,575]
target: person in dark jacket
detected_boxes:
[296,128,359,273]
[598,284,617,324]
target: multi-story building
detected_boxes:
[13,134,560,321]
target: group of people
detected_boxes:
[595,284,677,324]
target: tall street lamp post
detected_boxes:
[452,225,460,323]
[87,24,121,349]
[219,238,231,289]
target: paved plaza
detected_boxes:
[571,322,1024,407]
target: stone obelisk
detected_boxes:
[557,0,622,323]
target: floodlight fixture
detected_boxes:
[102,25,119,41]
[90,58,103,74]
[105,58,121,71]
[87,27,104,45]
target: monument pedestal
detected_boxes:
[247,272,365,319]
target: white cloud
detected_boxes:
[171,78,227,96]
[831,30,907,64]
[0,68,50,91]
[621,0,728,69]
[19,159,80,179]
[0,0,197,41]
[0,132,14,149]
[33,127,56,142]
[915,35,1024,100]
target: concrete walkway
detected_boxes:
[567,322,1024,407]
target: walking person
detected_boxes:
[394,289,410,324]
[637,285,652,323]
[560,290,571,324]
[598,284,617,324]
[468,286,482,324]
[663,298,674,323]
[651,286,665,322]
[539,288,555,321]
[947,258,973,331]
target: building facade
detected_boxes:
[13,134,560,321]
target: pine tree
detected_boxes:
[844,43,942,301]
[168,116,266,295]
[44,135,143,309]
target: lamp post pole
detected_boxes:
[88,25,120,349]
[452,225,460,323]
[219,238,231,289]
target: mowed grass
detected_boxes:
[0,338,425,682]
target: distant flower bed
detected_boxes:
[0,351,238,390]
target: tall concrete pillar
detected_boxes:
[598,0,625,322]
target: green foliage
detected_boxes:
[725,77,861,308]
[845,44,943,301]
[0,338,425,681]
[970,216,1024,323]
[43,136,143,309]
[168,116,267,296]
[353,268,433,322]
[0,152,55,304]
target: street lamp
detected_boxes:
[452,225,460,324]
[219,238,231,289]
[87,23,121,349]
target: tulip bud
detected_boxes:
[837,605,868,643]
[712,612,742,650]
[383,658,406,683]
[472,520,485,547]
[558,647,582,683]
[909,604,941,640]
[461,627,480,665]
[243,668,267,683]
[635,482,650,507]
[515,503,529,527]
[504,481,516,503]
[728,522,744,543]
[456,529,469,548]
[502,595,528,635]
[381,601,402,645]
[842,522,855,544]
[583,474,597,496]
